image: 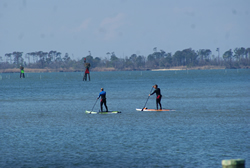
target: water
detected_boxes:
[0,70,249,167]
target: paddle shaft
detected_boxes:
[91,98,98,112]
[141,87,154,111]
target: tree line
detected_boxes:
[0,47,250,71]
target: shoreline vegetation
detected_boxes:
[0,65,242,73]
[1,47,249,73]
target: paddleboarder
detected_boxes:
[20,65,25,78]
[149,84,162,110]
[97,88,108,112]
[83,58,90,81]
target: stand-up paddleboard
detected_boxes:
[136,108,174,111]
[85,110,121,114]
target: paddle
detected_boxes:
[141,87,154,111]
[90,98,98,113]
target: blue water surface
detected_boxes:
[0,69,249,167]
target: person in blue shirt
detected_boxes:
[97,88,108,112]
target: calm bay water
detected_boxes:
[0,69,249,167]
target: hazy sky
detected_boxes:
[0,0,249,60]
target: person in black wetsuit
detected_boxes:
[149,84,162,110]
[97,88,108,112]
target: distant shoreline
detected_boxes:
[0,65,244,73]
[0,67,116,73]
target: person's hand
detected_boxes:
[149,94,151,96]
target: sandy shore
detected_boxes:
[151,69,183,71]
[151,65,225,71]
[0,65,226,73]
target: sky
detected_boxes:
[0,0,250,61]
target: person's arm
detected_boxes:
[97,93,100,99]
[149,90,156,96]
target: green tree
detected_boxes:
[25,53,31,64]
[124,56,133,69]
[110,53,119,62]
[183,48,198,67]
[63,53,71,62]
[172,48,198,67]
[83,55,102,68]
[129,54,137,68]
[55,52,62,61]
[223,49,233,61]
[204,49,212,60]
[136,55,145,68]
[29,52,37,63]
[234,47,245,61]
[47,50,57,64]
[163,52,172,68]
[93,57,101,68]
[12,52,23,66]
[110,52,120,68]
[147,50,167,68]
[36,51,48,68]
[5,53,12,63]
[172,50,183,66]
[147,54,157,68]
[198,49,211,65]
[223,49,233,68]
[245,48,250,59]
[106,52,111,60]
[62,53,71,69]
